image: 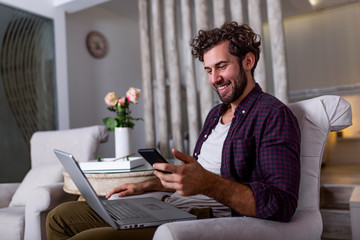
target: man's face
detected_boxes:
[203,41,247,105]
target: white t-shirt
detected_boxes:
[165,117,232,217]
[197,117,230,175]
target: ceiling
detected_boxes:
[281,0,359,18]
[99,0,359,21]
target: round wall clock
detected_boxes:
[86,31,108,59]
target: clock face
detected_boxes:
[86,31,108,59]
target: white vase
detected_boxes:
[115,127,132,158]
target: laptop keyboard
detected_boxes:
[104,200,151,220]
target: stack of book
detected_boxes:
[79,157,145,173]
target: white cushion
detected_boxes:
[9,164,63,207]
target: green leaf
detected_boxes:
[103,117,118,131]
[128,116,143,121]
[127,121,135,128]
[116,115,126,121]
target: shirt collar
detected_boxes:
[216,83,263,117]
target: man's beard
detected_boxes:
[216,65,248,105]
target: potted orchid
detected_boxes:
[103,87,142,131]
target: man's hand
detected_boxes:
[105,177,173,199]
[105,182,145,199]
[154,148,256,216]
[153,148,212,196]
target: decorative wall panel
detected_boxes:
[0,4,56,182]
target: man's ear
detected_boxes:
[242,52,255,71]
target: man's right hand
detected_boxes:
[105,178,173,199]
[105,182,146,199]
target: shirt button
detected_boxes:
[204,134,207,138]
[242,110,245,114]
[194,152,198,156]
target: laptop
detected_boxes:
[54,149,196,230]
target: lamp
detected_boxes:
[339,95,358,139]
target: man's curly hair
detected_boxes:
[190,22,261,76]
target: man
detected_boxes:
[46,22,300,239]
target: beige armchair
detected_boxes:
[150,95,352,240]
[0,125,108,240]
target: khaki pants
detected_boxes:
[46,201,212,240]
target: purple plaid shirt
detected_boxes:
[193,84,301,222]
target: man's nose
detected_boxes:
[209,70,221,84]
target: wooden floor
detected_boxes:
[321,163,360,185]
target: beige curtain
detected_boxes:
[138,0,288,157]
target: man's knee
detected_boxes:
[47,201,84,224]
[46,201,83,239]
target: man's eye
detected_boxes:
[219,65,226,69]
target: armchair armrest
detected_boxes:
[24,183,79,240]
[0,183,20,208]
[153,210,322,240]
[26,183,78,213]
[350,186,360,239]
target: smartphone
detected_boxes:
[138,148,171,174]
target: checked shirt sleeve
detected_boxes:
[248,105,301,222]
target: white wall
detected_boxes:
[0,0,145,158]
[284,3,360,94]
[281,3,360,164]
[66,5,145,157]
[263,2,360,101]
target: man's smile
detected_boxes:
[216,82,231,94]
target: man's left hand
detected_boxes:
[153,148,211,196]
